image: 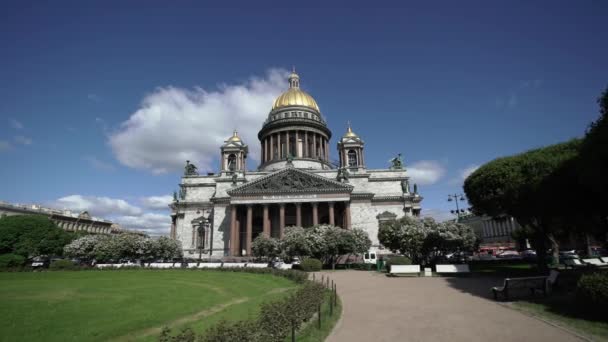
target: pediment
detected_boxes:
[227,168,353,195]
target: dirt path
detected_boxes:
[322,271,584,342]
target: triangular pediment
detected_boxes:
[228,168,353,195]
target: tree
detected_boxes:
[251,235,280,260]
[351,228,372,255]
[578,87,608,234]
[0,215,74,258]
[378,216,476,264]
[153,236,182,261]
[64,235,104,262]
[280,227,311,261]
[378,216,427,264]
[464,139,581,271]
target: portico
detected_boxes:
[226,166,353,256]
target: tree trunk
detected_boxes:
[332,256,336,270]
[533,230,549,273]
[547,232,559,269]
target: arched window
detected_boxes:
[227,154,237,171]
[348,150,358,167]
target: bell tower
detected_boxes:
[220,130,248,174]
[337,123,365,170]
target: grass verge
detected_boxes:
[512,295,608,341]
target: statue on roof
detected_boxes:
[337,166,350,183]
[184,160,198,176]
[179,187,187,200]
[389,153,404,170]
[401,179,410,194]
[173,191,178,202]
[413,183,418,194]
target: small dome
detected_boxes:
[227,130,242,142]
[271,70,320,112]
[343,124,358,138]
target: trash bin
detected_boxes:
[376,259,384,272]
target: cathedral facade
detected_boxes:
[170,71,422,258]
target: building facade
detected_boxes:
[170,71,423,258]
[458,214,522,249]
[0,201,117,234]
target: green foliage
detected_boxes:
[49,259,78,271]
[387,256,412,266]
[198,320,259,342]
[0,215,73,258]
[378,217,475,264]
[281,225,372,269]
[577,272,608,310]
[0,253,26,268]
[251,235,280,259]
[299,258,322,272]
[281,227,311,259]
[161,282,327,342]
[579,88,608,216]
[463,139,583,270]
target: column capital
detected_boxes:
[311,202,319,208]
[327,201,335,207]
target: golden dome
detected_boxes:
[343,123,358,138]
[228,130,241,142]
[271,70,320,112]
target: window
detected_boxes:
[227,154,236,171]
[348,150,358,167]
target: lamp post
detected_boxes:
[447,194,467,222]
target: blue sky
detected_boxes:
[1,1,607,234]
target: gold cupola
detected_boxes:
[271,69,320,112]
[343,123,359,138]
[227,130,242,142]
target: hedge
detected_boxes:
[49,259,79,271]
[160,281,327,342]
[577,272,608,311]
[386,256,411,272]
[0,253,25,269]
[300,258,322,272]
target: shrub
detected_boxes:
[299,258,322,272]
[0,253,25,268]
[577,272,608,310]
[49,259,78,271]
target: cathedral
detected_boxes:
[169,70,422,258]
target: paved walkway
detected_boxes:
[322,271,583,342]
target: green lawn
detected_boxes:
[0,270,297,342]
[512,295,608,341]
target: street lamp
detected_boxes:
[447,194,467,222]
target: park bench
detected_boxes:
[582,258,608,267]
[564,258,587,269]
[492,271,558,300]
[601,257,608,264]
[435,264,470,275]
[245,263,268,268]
[389,265,420,276]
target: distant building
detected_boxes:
[458,214,523,249]
[0,201,117,235]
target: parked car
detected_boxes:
[520,249,537,262]
[559,250,579,264]
[496,250,522,260]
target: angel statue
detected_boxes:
[389,153,404,170]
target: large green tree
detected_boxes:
[0,215,73,258]
[464,139,581,270]
[579,87,608,227]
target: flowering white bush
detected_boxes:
[64,234,182,263]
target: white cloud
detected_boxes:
[14,135,32,145]
[114,213,170,236]
[10,119,23,129]
[51,195,142,216]
[108,68,288,174]
[0,140,11,151]
[421,208,455,222]
[83,156,115,171]
[140,195,173,210]
[407,160,446,185]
